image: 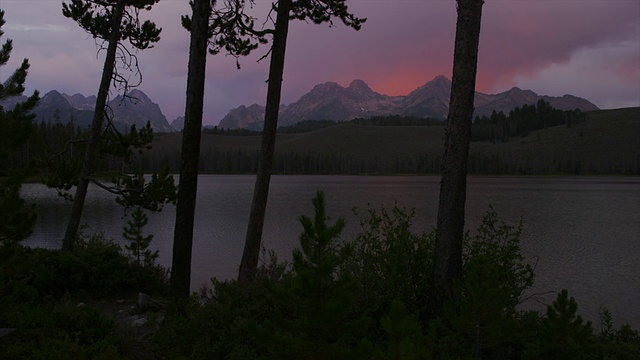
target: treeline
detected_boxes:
[350,114,443,127]
[140,146,639,176]
[202,115,444,136]
[204,103,582,140]
[466,152,626,175]
[6,120,148,179]
[5,120,87,175]
[472,99,587,142]
[19,106,640,176]
[277,119,338,133]
[138,147,445,175]
[202,126,260,136]
[202,119,340,135]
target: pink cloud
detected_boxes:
[1,0,638,124]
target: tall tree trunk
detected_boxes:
[63,0,125,251]
[432,0,484,313]
[238,0,292,283]
[170,0,211,299]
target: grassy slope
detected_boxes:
[470,107,640,173]
[151,107,639,174]
[275,124,446,164]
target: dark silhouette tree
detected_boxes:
[238,0,365,283]
[0,9,40,243]
[170,0,269,298]
[432,0,484,315]
[169,0,211,299]
[61,0,165,250]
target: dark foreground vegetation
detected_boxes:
[0,230,168,358]
[2,193,639,359]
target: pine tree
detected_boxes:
[261,191,368,359]
[526,289,595,358]
[170,0,211,299]
[239,0,366,283]
[170,0,263,298]
[0,9,40,243]
[123,206,158,267]
[432,0,484,317]
[61,0,167,250]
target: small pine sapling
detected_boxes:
[525,289,595,358]
[261,191,368,359]
[123,206,158,267]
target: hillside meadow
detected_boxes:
[139,107,640,175]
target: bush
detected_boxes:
[0,232,168,302]
[154,191,369,359]
[0,301,123,359]
[152,196,638,359]
[372,300,434,360]
[342,205,434,328]
[153,276,282,359]
[597,321,640,360]
[0,231,169,359]
[153,246,289,359]
[447,207,536,358]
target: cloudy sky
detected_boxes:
[2,0,639,125]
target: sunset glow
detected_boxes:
[2,0,638,124]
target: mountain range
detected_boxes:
[1,75,599,133]
[1,89,174,133]
[219,75,599,130]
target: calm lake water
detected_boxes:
[22,175,640,328]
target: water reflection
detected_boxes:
[21,175,640,328]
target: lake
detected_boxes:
[21,175,640,328]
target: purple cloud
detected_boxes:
[2,0,638,125]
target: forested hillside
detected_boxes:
[11,107,638,177]
[137,107,639,175]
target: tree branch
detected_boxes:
[47,138,89,162]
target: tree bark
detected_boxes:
[170,0,211,298]
[63,0,125,251]
[238,0,292,283]
[432,0,484,313]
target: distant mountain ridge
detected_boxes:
[63,93,97,111]
[0,77,599,132]
[218,75,599,129]
[170,116,185,131]
[219,104,266,130]
[108,89,173,132]
[0,89,173,133]
[27,90,94,128]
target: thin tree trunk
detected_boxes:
[63,0,125,250]
[170,0,211,298]
[432,0,484,313]
[238,0,292,283]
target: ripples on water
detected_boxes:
[21,175,640,328]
